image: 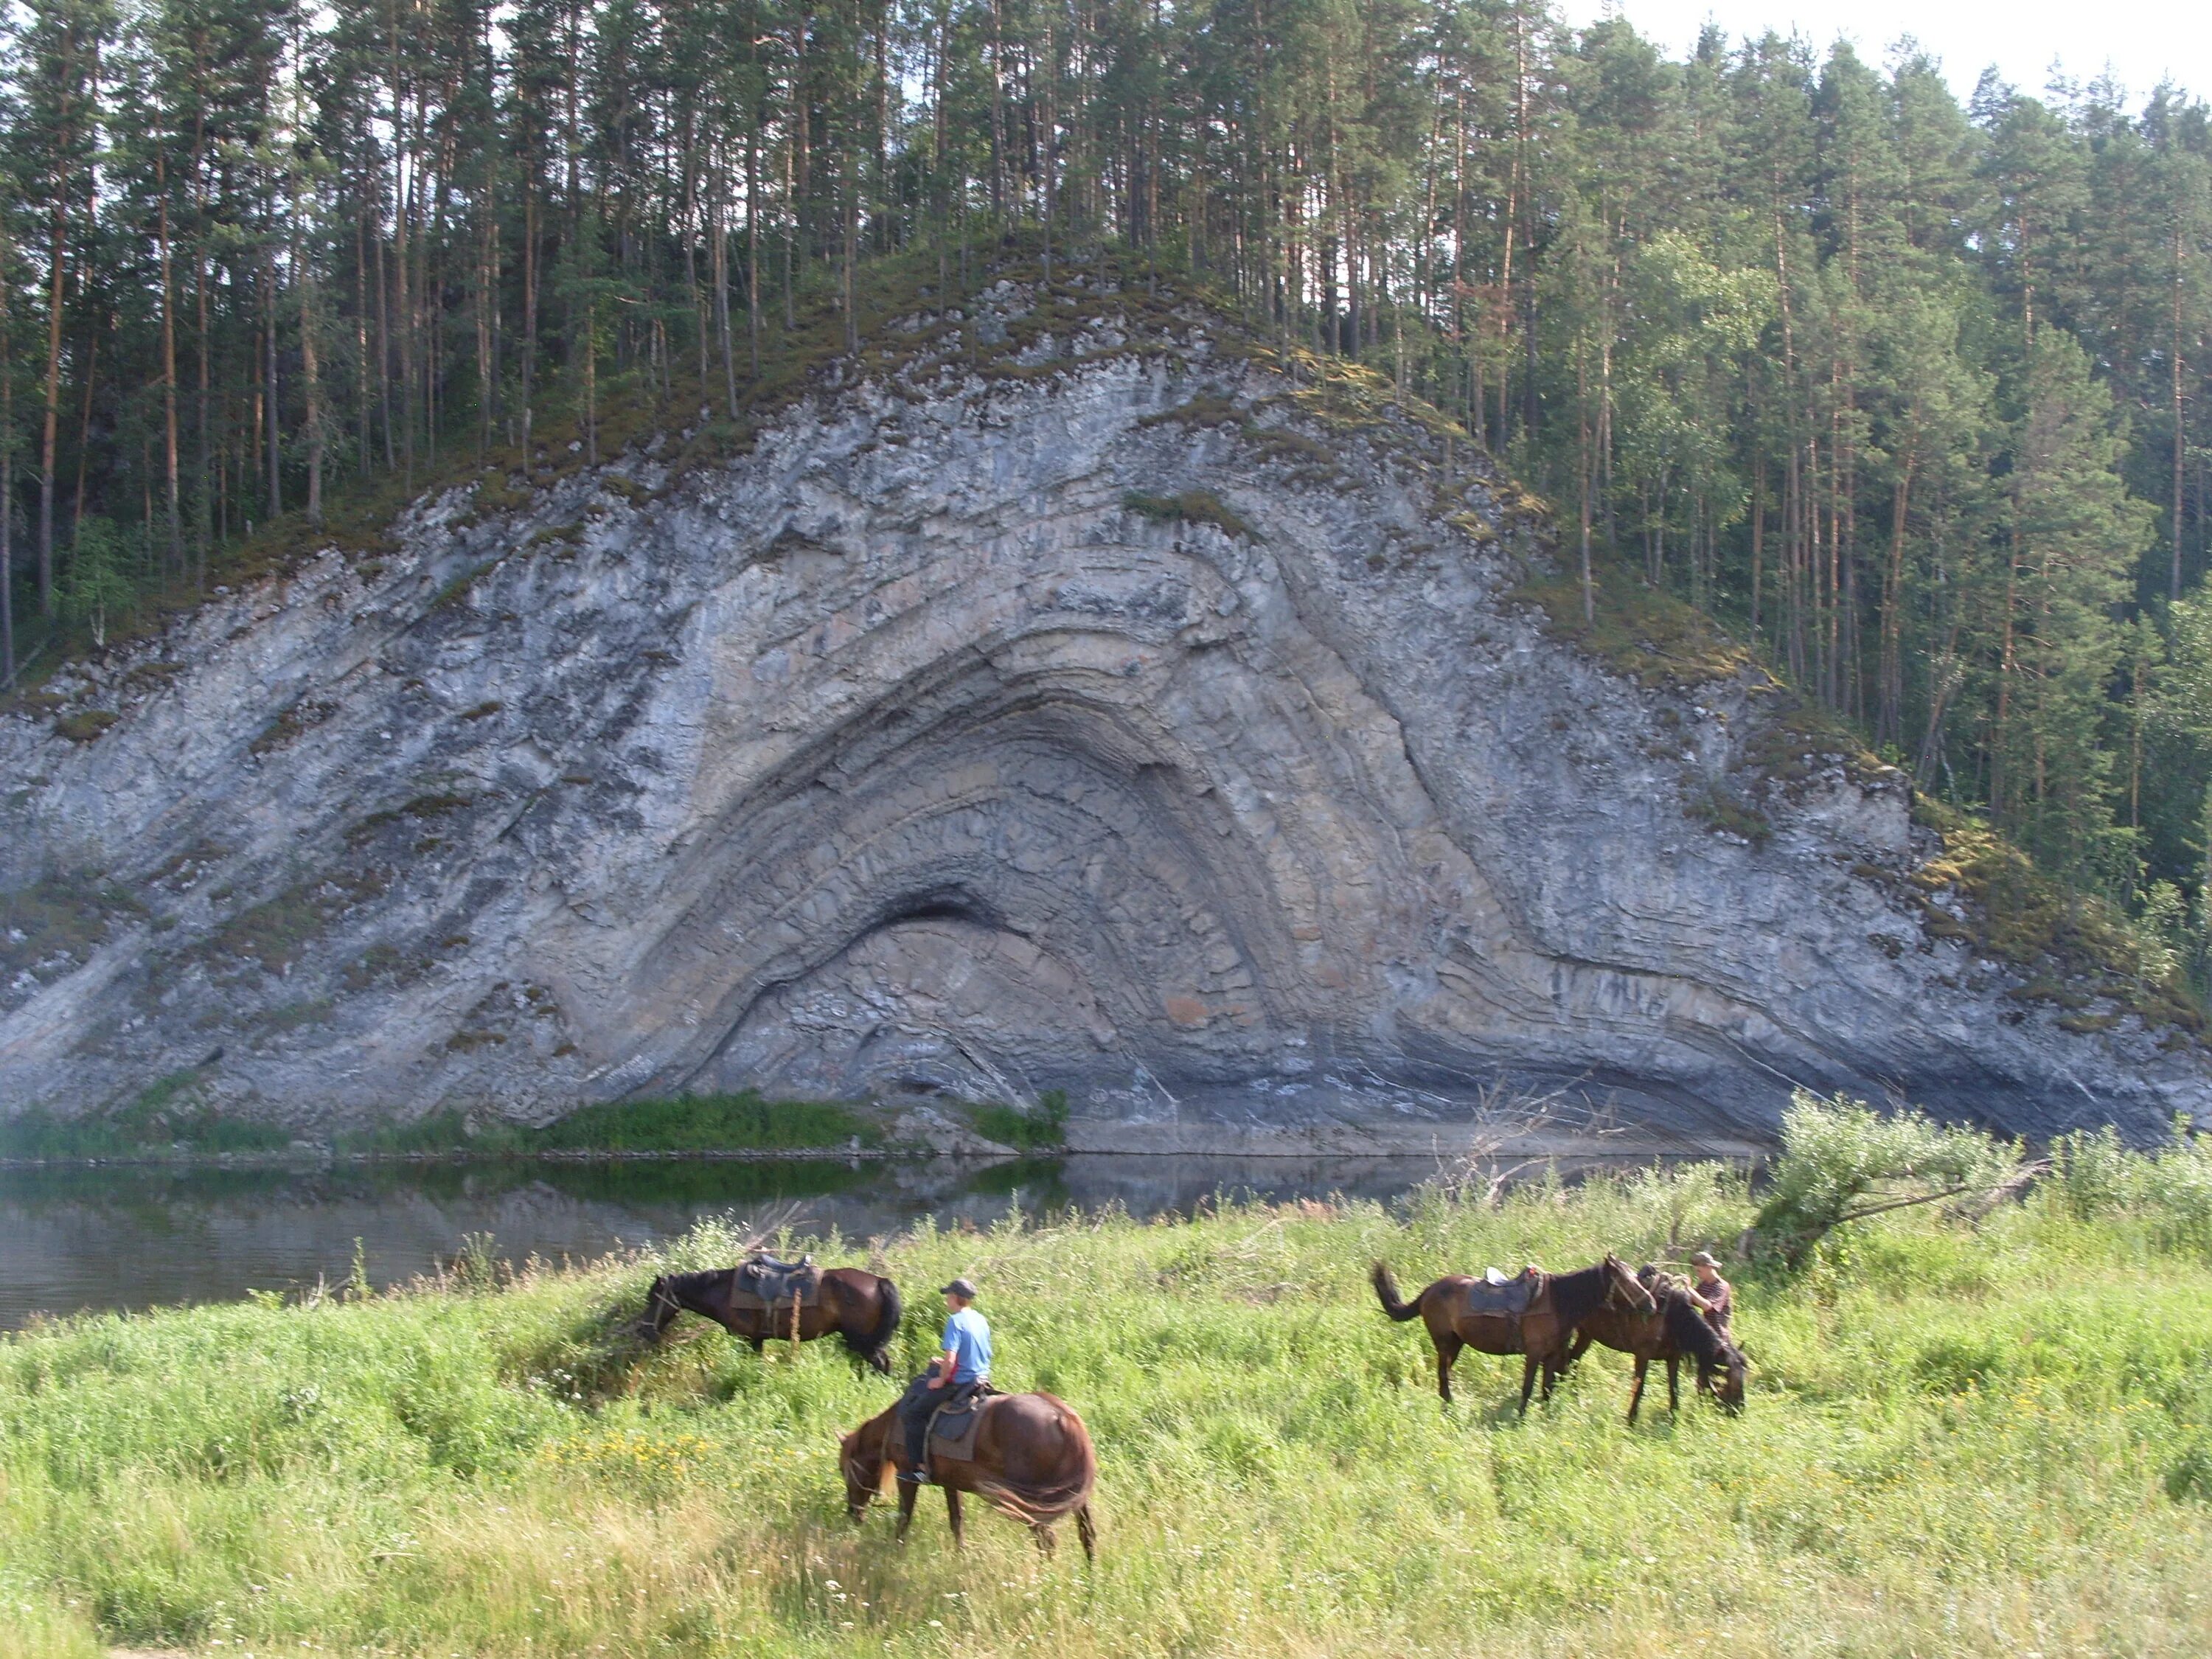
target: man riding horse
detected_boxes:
[898,1276,992,1485]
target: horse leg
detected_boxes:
[1520,1354,1540,1413]
[944,1487,965,1551]
[1565,1331,1592,1370]
[1031,1521,1057,1558]
[1076,1504,1098,1564]
[1434,1332,1463,1404]
[1666,1356,1680,1416]
[1626,1357,1647,1425]
[895,1477,919,1544]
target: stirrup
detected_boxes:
[897,1470,929,1485]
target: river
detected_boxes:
[0,1153,1450,1329]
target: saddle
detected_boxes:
[927,1384,998,1467]
[728,1253,822,1312]
[1461,1267,1543,1318]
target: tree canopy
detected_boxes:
[3,0,2210,995]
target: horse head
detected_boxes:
[838,1422,888,1521]
[1700,1342,1749,1413]
[637,1274,680,1343]
[1604,1253,1658,1315]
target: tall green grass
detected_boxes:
[4,1148,2211,1658]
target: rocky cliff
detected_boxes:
[4,277,2204,1148]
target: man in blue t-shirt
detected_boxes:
[898,1276,992,1484]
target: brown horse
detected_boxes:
[838,1391,1099,1559]
[639,1267,903,1372]
[1371,1255,1655,1409]
[1565,1269,1748,1422]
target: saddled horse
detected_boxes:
[1371,1254,1655,1409]
[639,1265,903,1373]
[838,1391,1099,1559]
[1565,1268,1747,1422]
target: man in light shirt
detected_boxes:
[897,1276,992,1484]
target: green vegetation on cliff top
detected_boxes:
[5,1107,2212,1658]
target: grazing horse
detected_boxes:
[1565,1270,1748,1422]
[639,1266,903,1373]
[1371,1255,1655,1410]
[838,1391,1099,1560]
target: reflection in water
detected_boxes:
[0,1155,1441,1329]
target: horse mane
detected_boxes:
[663,1267,729,1297]
[1543,1260,1619,1326]
[844,1405,898,1491]
[1658,1291,1740,1367]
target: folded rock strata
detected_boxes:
[2,282,2202,1149]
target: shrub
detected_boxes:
[2053,1120,2212,1258]
[1747,1090,2022,1267]
[2168,1439,2212,1504]
[1121,489,1255,540]
[967,1089,1071,1152]
[2051,1124,2139,1217]
[526,1091,873,1153]
[51,709,119,744]
[0,1076,295,1160]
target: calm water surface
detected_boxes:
[0,1154,1443,1329]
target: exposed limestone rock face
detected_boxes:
[3,285,2204,1147]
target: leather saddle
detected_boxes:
[728,1253,822,1312]
[1461,1267,1543,1318]
[927,1385,996,1466]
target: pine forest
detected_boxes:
[4,0,2212,998]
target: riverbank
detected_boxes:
[5,1126,2211,1658]
[0,1085,1762,1172]
[0,1090,1054,1170]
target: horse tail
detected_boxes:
[844,1273,903,1368]
[1371,1262,1422,1322]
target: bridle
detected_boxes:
[1601,1256,1650,1312]
[839,1433,880,1511]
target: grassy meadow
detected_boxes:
[4,1130,2212,1658]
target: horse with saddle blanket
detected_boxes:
[638,1253,903,1373]
[839,1386,1099,1559]
[1371,1255,1656,1409]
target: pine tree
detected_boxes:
[0,0,2208,943]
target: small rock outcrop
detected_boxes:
[3,280,2203,1147]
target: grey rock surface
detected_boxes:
[3,285,2203,1148]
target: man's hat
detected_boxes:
[1690,1251,1719,1268]
[941,1277,979,1299]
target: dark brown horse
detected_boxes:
[1565,1269,1748,1422]
[838,1392,1099,1559]
[1371,1255,1655,1409]
[639,1267,903,1372]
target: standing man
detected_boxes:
[1688,1251,1733,1338]
[898,1276,992,1485]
